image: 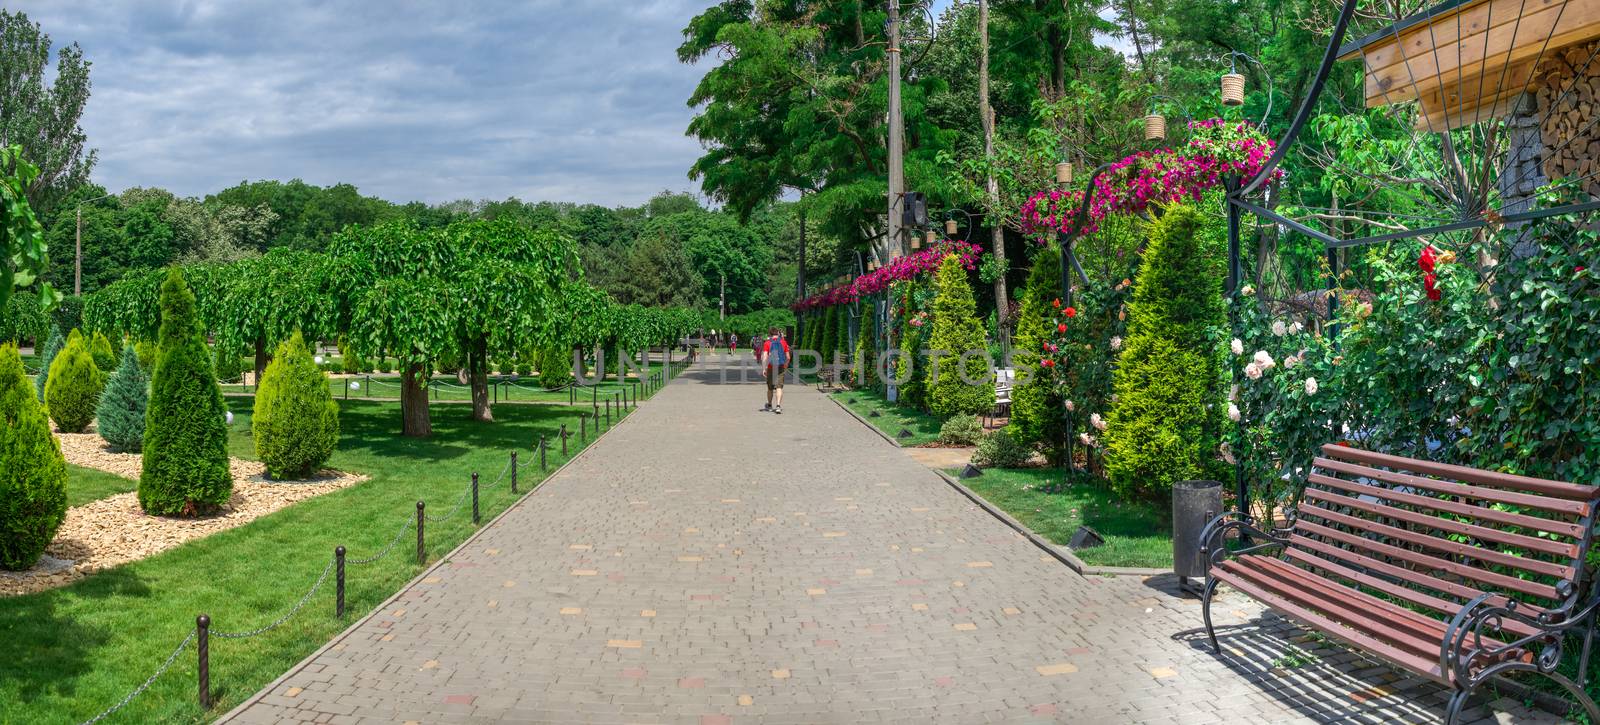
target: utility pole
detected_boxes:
[720,273,726,321]
[796,204,807,345]
[886,0,905,264]
[980,0,1009,354]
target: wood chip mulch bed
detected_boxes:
[0,430,366,596]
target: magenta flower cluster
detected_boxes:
[1019,120,1282,242]
[792,239,983,311]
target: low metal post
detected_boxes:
[197,614,211,709]
[606,399,611,426]
[344,380,349,400]
[560,424,568,456]
[580,414,587,441]
[539,436,547,471]
[335,546,346,618]
[511,452,519,494]
[569,385,575,405]
[471,473,480,525]
[416,501,425,565]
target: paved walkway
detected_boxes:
[225,356,1560,724]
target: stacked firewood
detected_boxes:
[1536,41,1600,196]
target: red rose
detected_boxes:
[1041,359,1055,368]
[1052,298,1061,308]
[1064,307,1077,318]
[1578,266,1587,274]
[1057,323,1068,333]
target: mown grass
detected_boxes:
[220,362,668,406]
[953,467,1172,569]
[0,360,686,724]
[66,464,138,508]
[829,388,943,446]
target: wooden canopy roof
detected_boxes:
[1338,0,1600,131]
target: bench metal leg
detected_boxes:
[1443,687,1471,725]
[1201,576,1221,653]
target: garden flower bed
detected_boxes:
[0,430,365,596]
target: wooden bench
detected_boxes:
[1199,444,1600,723]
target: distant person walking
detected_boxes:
[760,327,789,414]
[729,333,738,355]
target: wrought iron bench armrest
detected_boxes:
[1442,582,1599,686]
[1197,511,1288,575]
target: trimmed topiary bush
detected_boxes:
[44,330,105,433]
[140,268,233,516]
[0,343,69,570]
[96,345,149,452]
[538,346,574,389]
[927,255,995,418]
[818,306,838,363]
[253,332,340,479]
[33,327,62,402]
[134,339,159,371]
[1008,246,1066,458]
[338,335,365,374]
[1105,204,1227,498]
[938,414,984,446]
[90,331,117,373]
[974,428,1032,468]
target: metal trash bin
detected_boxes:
[1172,479,1223,589]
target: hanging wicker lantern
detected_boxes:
[924,229,937,247]
[1055,161,1074,186]
[945,218,958,236]
[1144,113,1167,141]
[910,234,922,250]
[1220,73,1246,106]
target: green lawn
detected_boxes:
[0,363,681,724]
[830,388,943,446]
[953,467,1172,569]
[66,464,138,508]
[221,363,669,406]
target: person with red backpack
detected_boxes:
[759,327,790,414]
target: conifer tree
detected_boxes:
[0,343,68,570]
[96,345,149,452]
[139,269,232,516]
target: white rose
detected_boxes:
[1290,321,1303,334]
[1229,384,1239,401]
[1230,338,1244,356]
[1271,320,1287,336]
[1244,362,1262,380]
[1110,336,1122,351]
[1253,350,1276,370]
[1078,432,1093,446]
[1228,403,1241,422]
[1064,399,1075,412]
[1219,442,1237,464]
[1241,285,1255,296]
[1304,377,1319,396]
[1090,413,1107,431]
[1283,355,1298,370]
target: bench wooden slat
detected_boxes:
[1319,444,1600,503]
[1287,533,1542,616]
[1213,559,1446,680]
[1227,557,1451,651]
[1281,548,1543,639]
[1294,520,1561,601]
[1301,488,1579,574]
[1314,457,1592,518]
[1307,470,1586,541]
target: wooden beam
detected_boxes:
[1411,56,1536,130]
[1361,0,1600,107]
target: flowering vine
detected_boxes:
[791,239,982,311]
[1018,120,1282,242]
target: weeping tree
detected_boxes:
[213,249,334,384]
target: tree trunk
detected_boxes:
[253,335,270,385]
[401,361,431,438]
[980,1,1010,356]
[468,337,493,422]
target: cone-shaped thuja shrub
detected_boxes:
[96,345,149,452]
[927,255,995,418]
[0,343,68,570]
[1105,204,1227,497]
[253,332,340,479]
[44,330,105,433]
[33,327,62,401]
[140,268,232,516]
[90,331,117,372]
[1009,245,1067,457]
[537,346,574,389]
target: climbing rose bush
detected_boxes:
[792,239,981,311]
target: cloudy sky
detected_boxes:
[13,0,723,207]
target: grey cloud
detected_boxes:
[12,0,713,206]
